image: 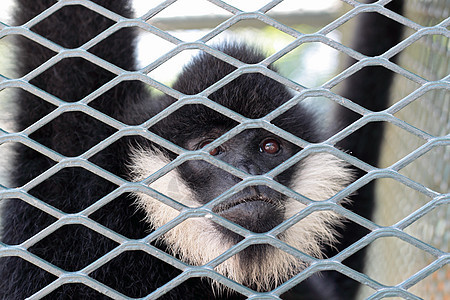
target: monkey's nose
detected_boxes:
[236,161,262,175]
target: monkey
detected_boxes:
[0,0,404,299]
[129,42,356,293]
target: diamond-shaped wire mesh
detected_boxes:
[0,0,448,299]
[358,1,450,298]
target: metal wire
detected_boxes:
[0,0,448,299]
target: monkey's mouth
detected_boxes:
[212,195,279,214]
[212,196,283,233]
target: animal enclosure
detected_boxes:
[0,0,448,299]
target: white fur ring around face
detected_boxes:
[129,148,353,291]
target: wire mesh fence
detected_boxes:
[359,1,450,298]
[0,0,448,299]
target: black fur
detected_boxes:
[0,0,404,299]
[152,44,319,242]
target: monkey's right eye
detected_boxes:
[260,138,281,154]
[199,141,222,156]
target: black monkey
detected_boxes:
[0,0,404,299]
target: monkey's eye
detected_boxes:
[260,138,281,154]
[199,141,222,156]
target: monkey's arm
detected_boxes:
[0,1,149,298]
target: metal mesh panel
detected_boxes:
[0,0,448,299]
[359,1,450,299]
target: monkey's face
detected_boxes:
[129,125,353,291]
[178,128,299,238]
[132,85,353,290]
